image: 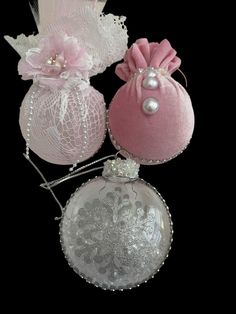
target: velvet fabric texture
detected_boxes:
[108,39,195,164]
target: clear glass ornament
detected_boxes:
[61,158,173,290]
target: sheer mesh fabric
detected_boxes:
[20,84,106,165]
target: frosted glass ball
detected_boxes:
[61,176,173,290]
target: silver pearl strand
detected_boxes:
[69,88,88,172]
[25,89,37,159]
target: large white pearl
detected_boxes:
[142,98,160,115]
[142,77,159,90]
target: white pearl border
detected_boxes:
[25,86,40,159]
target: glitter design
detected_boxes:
[61,178,172,290]
[102,158,140,179]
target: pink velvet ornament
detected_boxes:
[108,39,195,165]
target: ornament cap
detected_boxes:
[102,158,140,180]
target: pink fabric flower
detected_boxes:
[18,33,93,88]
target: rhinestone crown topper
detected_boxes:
[102,158,140,179]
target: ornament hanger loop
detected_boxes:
[23,154,64,213]
[177,68,188,87]
[115,150,131,159]
[40,154,116,189]
[24,153,118,217]
[24,151,137,217]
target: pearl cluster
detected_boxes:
[25,90,37,159]
[141,67,162,115]
[46,54,67,68]
[45,54,67,76]
[102,158,140,179]
[134,67,168,116]
[69,88,88,172]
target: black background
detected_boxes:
[0,0,225,310]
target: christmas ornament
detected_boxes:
[5,0,128,165]
[108,38,195,165]
[60,158,173,290]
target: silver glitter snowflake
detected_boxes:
[61,178,172,290]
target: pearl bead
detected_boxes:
[46,58,53,65]
[142,77,159,90]
[145,68,157,78]
[142,98,160,115]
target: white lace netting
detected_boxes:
[40,7,128,76]
[4,34,40,58]
[5,6,128,76]
[20,84,106,165]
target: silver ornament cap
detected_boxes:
[103,158,140,179]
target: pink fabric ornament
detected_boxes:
[18,31,105,165]
[5,1,128,165]
[108,38,195,165]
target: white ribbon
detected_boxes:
[59,77,90,123]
